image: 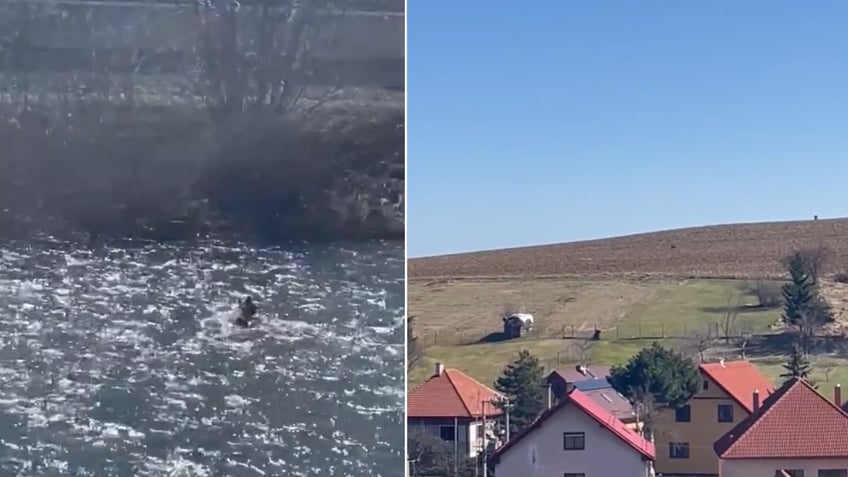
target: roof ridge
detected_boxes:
[567,389,653,459]
[443,369,475,416]
[729,378,795,444]
[714,377,848,458]
[799,378,848,418]
[698,359,773,412]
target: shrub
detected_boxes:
[753,280,783,308]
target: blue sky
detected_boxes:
[407,1,848,258]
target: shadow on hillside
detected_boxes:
[700,304,780,314]
[476,332,508,344]
[743,333,798,358]
[744,332,848,358]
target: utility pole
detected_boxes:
[482,399,488,477]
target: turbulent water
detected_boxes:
[0,239,404,476]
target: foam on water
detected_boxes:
[0,239,404,476]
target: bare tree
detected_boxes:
[631,386,660,441]
[735,332,751,359]
[782,244,833,285]
[407,315,423,373]
[719,293,741,344]
[820,361,837,382]
[677,328,714,363]
[796,310,819,356]
[753,280,783,308]
[570,339,595,367]
[193,0,341,124]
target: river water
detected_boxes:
[0,238,404,476]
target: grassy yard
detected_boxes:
[615,279,782,338]
[410,278,799,389]
[409,277,669,345]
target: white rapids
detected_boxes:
[0,239,404,476]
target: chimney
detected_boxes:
[752,389,760,412]
[835,384,842,407]
[719,358,726,368]
[434,362,445,377]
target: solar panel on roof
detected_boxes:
[573,379,612,392]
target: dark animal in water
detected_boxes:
[235,296,259,328]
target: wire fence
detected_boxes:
[418,321,765,347]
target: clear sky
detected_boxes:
[407,1,848,258]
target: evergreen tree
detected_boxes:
[780,343,812,382]
[782,252,814,327]
[494,349,545,434]
[608,342,700,409]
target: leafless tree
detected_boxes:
[797,309,824,356]
[571,339,594,367]
[407,315,423,373]
[734,332,751,359]
[719,293,741,344]
[820,360,837,382]
[782,244,833,285]
[193,0,342,124]
[753,280,783,308]
[631,386,660,440]
[735,332,751,359]
[677,328,714,363]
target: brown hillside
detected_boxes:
[409,218,848,279]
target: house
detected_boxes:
[653,359,775,477]
[547,365,638,428]
[714,378,848,477]
[408,362,504,458]
[489,388,655,477]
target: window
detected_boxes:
[717,404,734,423]
[818,470,848,477]
[439,426,456,441]
[703,379,710,390]
[675,404,691,422]
[563,474,585,477]
[668,442,690,459]
[562,432,585,450]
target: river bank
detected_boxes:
[0,88,404,244]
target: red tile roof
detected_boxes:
[714,378,848,459]
[490,388,655,464]
[700,360,775,412]
[408,368,504,418]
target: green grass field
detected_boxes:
[409,278,839,390]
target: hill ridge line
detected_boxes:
[409,217,848,279]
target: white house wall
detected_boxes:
[495,405,651,477]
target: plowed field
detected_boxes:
[409,218,848,279]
